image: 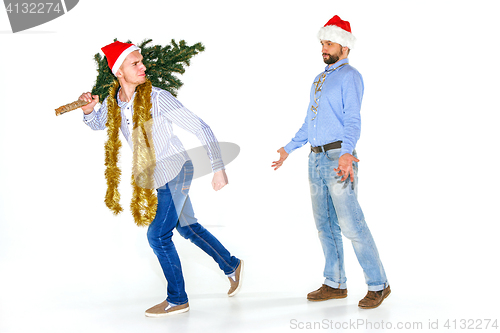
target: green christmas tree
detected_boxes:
[55,38,205,115]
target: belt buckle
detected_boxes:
[311,145,323,153]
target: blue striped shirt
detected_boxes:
[284,59,364,157]
[83,86,224,188]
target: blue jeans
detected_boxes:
[147,160,240,305]
[308,148,388,291]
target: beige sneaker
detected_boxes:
[145,300,190,317]
[228,260,244,297]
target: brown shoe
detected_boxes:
[145,300,190,317]
[307,284,347,301]
[358,285,391,309]
[228,260,244,297]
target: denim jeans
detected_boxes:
[308,148,388,291]
[147,160,240,304]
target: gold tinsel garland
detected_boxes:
[104,79,158,227]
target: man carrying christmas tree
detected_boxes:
[272,15,390,309]
[79,41,243,317]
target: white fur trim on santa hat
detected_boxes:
[111,45,141,75]
[317,25,356,49]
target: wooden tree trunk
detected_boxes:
[55,99,89,116]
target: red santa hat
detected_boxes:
[317,15,356,49]
[101,41,141,75]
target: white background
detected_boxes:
[1,1,499,332]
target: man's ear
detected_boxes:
[116,68,123,78]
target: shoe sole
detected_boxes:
[307,294,348,302]
[358,290,391,309]
[228,260,244,297]
[145,306,190,317]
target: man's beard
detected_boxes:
[323,53,340,65]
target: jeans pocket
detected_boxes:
[325,149,340,161]
[183,166,194,195]
[181,183,191,196]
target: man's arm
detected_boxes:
[283,114,309,155]
[272,114,309,170]
[339,70,363,157]
[157,91,227,190]
[335,70,364,182]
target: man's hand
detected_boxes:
[78,92,99,115]
[212,169,228,191]
[334,153,360,182]
[271,147,289,170]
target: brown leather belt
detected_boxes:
[311,141,342,153]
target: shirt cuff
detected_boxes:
[211,158,225,173]
[340,145,353,157]
[83,111,95,123]
[284,142,299,154]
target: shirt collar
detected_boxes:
[324,58,349,73]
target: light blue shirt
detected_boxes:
[284,58,364,157]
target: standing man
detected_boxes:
[272,15,390,309]
[80,41,243,317]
